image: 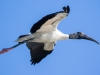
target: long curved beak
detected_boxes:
[81,34,99,45]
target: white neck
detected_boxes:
[59,34,69,40]
[56,29,69,41]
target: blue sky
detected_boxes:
[0,0,100,75]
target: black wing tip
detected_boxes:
[62,6,70,14]
[30,50,53,65]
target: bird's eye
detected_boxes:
[77,32,84,35]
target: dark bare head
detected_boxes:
[69,32,99,45]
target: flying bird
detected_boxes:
[0,6,99,65]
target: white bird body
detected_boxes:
[17,29,69,43]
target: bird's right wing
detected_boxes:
[30,6,70,33]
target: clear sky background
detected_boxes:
[0,0,100,75]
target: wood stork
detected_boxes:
[0,6,99,65]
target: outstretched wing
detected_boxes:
[26,42,56,65]
[30,6,70,33]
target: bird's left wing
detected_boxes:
[30,6,70,33]
[26,42,56,65]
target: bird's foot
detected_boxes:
[0,48,13,54]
